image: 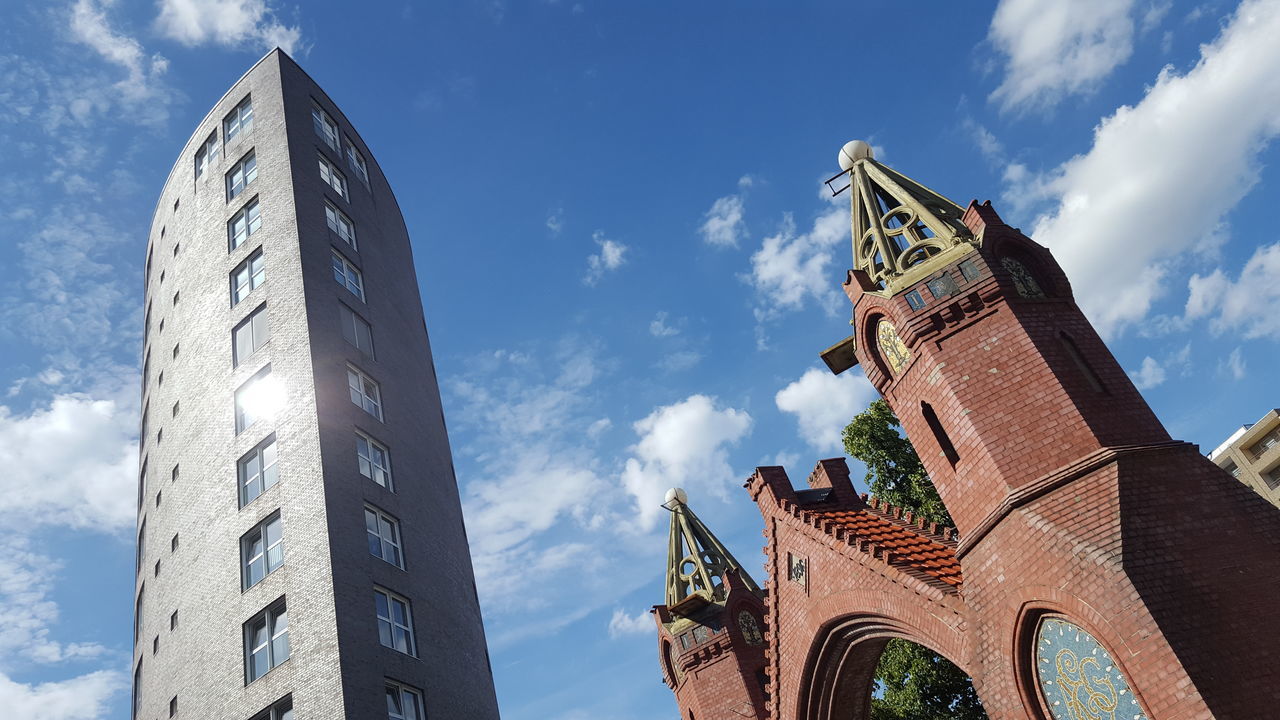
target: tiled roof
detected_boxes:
[793,496,963,591]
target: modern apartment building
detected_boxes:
[1209,408,1280,508]
[133,49,500,720]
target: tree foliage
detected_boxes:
[843,399,986,720]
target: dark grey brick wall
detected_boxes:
[136,50,500,720]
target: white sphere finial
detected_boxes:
[838,140,873,171]
[665,487,688,506]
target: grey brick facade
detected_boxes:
[134,50,500,720]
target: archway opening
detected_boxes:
[870,638,985,720]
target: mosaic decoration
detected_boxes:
[1001,256,1046,298]
[787,552,807,587]
[876,320,912,375]
[738,611,763,646]
[1034,617,1148,720]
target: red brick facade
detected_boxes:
[657,198,1280,719]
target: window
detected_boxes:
[156,427,163,444]
[234,365,273,434]
[171,401,179,417]
[319,155,348,198]
[239,435,280,506]
[137,520,147,572]
[153,635,159,655]
[332,251,364,300]
[244,600,289,683]
[357,431,392,489]
[132,661,143,720]
[365,506,403,568]
[156,488,163,506]
[234,304,271,366]
[224,95,254,142]
[228,197,262,250]
[1059,332,1106,394]
[921,401,960,467]
[242,513,285,588]
[172,290,179,306]
[154,559,160,576]
[347,366,383,420]
[169,610,177,630]
[134,585,145,642]
[340,304,374,356]
[138,458,148,510]
[171,464,179,483]
[169,696,177,717]
[143,352,150,386]
[226,151,258,201]
[347,140,369,186]
[386,680,425,720]
[1247,426,1280,459]
[231,250,265,305]
[194,131,218,179]
[173,242,179,256]
[325,202,356,248]
[1266,465,1280,491]
[173,197,179,211]
[374,588,416,656]
[171,533,178,552]
[312,105,340,151]
[173,343,179,359]
[251,696,293,720]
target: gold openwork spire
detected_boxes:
[835,140,976,293]
[663,488,760,611]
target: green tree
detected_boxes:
[842,399,986,720]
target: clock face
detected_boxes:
[737,611,763,646]
[1034,617,1147,720]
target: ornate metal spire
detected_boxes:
[835,140,976,293]
[663,488,760,611]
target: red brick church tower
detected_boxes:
[656,142,1280,719]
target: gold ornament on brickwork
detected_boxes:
[876,320,911,375]
[1034,617,1147,720]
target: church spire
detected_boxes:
[836,140,977,293]
[663,488,760,612]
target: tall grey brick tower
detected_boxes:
[133,49,500,720]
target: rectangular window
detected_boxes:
[251,696,293,720]
[234,304,271,366]
[365,506,403,568]
[242,513,285,589]
[137,520,147,572]
[386,680,425,720]
[138,457,148,510]
[1247,427,1280,459]
[134,585,145,642]
[325,202,356,248]
[224,95,254,142]
[244,600,289,684]
[374,588,415,656]
[356,431,392,489]
[194,131,218,179]
[231,250,265,305]
[132,661,143,720]
[347,140,369,186]
[347,366,383,420]
[239,435,280,507]
[226,150,258,201]
[340,304,374,356]
[312,105,340,151]
[169,696,176,717]
[234,365,273,434]
[170,610,177,630]
[319,155,348,198]
[228,197,262,250]
[331,251,364,300]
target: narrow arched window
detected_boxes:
[922,402,960,467]
[1059,332,1107,394]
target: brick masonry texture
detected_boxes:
[659,200,1280,719]
[135,50,499,720]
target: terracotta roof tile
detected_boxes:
[806,503,963,590]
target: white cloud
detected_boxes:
[1013,0,1280,339]
[1222,346,1247,379]
[0,670,123,720]
[155,0,303,54]
[656,351,702,373]
[620,395,752,530]
[607,608,652,638]
[748,206,847,319]
[1128,356,1167,390]
[546,207,564,235]
[700,194,746,248]
[1185,243,1280,340]
[70,0,170,107]
[0,384,138,533]
[584,231,628,286]
[0,536,109,665]
[988,0,1137,111]
[649,311,680,337]
[775,367,879,453]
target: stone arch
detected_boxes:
[796,610,971,720]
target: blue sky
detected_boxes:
[2,0,1280,718]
